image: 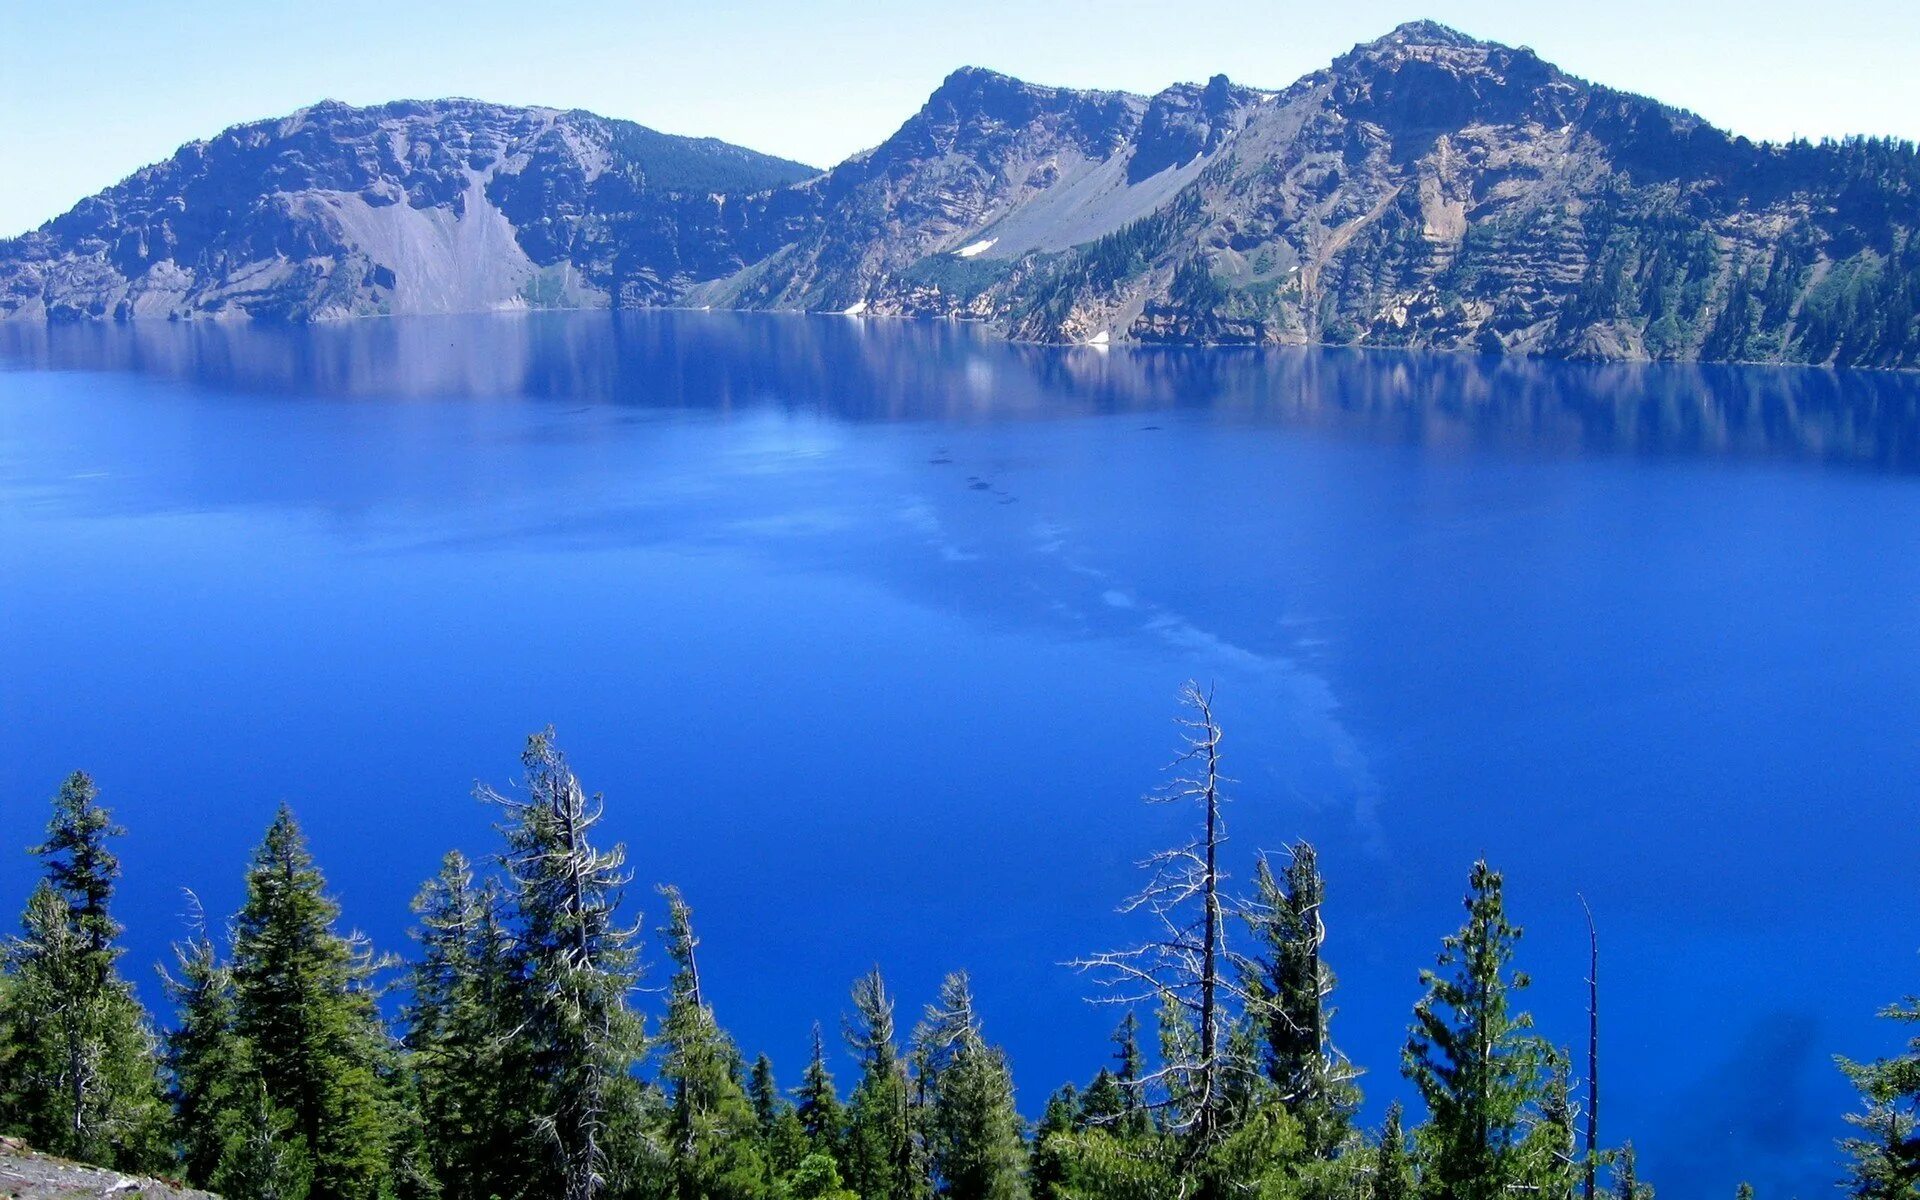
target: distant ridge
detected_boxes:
[4,21,1917,368]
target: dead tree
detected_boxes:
[1074,681,1241,1150]
[1580,894,1600,1200]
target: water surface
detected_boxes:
[4,313,1919,1197]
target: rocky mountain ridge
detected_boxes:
[4,21,1916,367]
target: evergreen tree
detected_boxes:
[1029,1085,1079,1200]
[657,885,767,1200]
[1403,860,1547,1200]
[162,917,261,1189]
[1243,842,1359,1157]
[1839,995,1920,1199]
[485,729,648,1200]
[1528,1050,1579,1200]
[844,968,924,1200]
[795,1022,849,1165]
[1372,1102,1415,1200]
[751,1052,811,1180]
[231,804,400,1200]
[1613,1142,1650,1200]
[407,851,527,1200]
[915,972,1028,1200]
[0,774,167,1170]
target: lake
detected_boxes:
[3,311,1918,1196]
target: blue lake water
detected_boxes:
[3,312,1919,1196]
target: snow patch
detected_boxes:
[1084,330,1110,346]
[840,300,868,315]
[954,238,997,258]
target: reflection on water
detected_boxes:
[4,311,1920,469]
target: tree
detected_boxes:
[230,804,400,1200]
[752,1053,811,1180]
[657,885,767,1200]
[1242,842,1359,1157]
[162,910,262,1189]
[1075,683,1238,1149]
[1613,1142,1650,1200]
[914,972,1029,1200]
[844,968,924,1200]
[484,729,648,1200]
[795,1022,849,1165]
[407,851,527,1200]
[1403,860,1548,1200]
[1372,1102,1415,1200]
[0,774,167,1170]
[1838,995,1920,1199]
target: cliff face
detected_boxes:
[0,100,815,322]
[5,23,1917,367]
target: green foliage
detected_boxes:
[1404,861,1549,1200]
[486,729,649,1200]
[1837,995,1920,1198]
[1242,843,1359,1158]
[843,968,925,1200]
[0,775,168,1171]
[914,972,1028,1200]
[231,805,402,1200]
[406,851,528,1200]
[658,885,767,1200]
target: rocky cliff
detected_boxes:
[0,1137,217,1199]
[4,22,1916,367]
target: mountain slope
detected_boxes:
[4,25,1917,367]
[782,21,1920,367]
[0,99,815,322]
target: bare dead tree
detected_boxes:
[1073,681,1244,1150]
[1579,894,1599,1200]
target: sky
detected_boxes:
[2,0,1917,238]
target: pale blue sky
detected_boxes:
[3,0,1916,237]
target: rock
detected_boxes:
[0,1139,218,1199]
[4,23,1917,367]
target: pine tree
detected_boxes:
[1403,860,1548,1200]
[1372,1102,1415,1200]
[915,972,1029,1200]
[0,773,167,1170]
[1528,1050,1579,1200]
[1838,995,1920,1199]
[162,917,259,1188]
[657,885,767,1200]
[844,968,923,1200]
[1029,1085,1079,1200]
[750,1053,810,1180]
[231,804,399,1200]
[485,729,648,1200]
[1613,1142,1650,1200]
[1242,842,1359,1157]
[407,851,527,1200]
[795,1022,849,1165]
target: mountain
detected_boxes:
[0,99,816,322]
[4,23,1918,367]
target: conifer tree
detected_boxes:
[914,972,1029,1200]
[796,1022,849,1165]
[1372,1102,1415,1200]
[162,917,262,1189]
[844,968,924,1200]
[657,885,767,1200]
[408,851,527,1200]
[1242,842,1359,1157]
[1838,994,1920,1199]
[1029,1085,1079,1200]
[1529,1050,1579,1200]
[1613,1142,1650,1200]
[230,804,399,1200]
[1403,860,1547,1200]
[1,774,167,1170]
[484,729,647,1200]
